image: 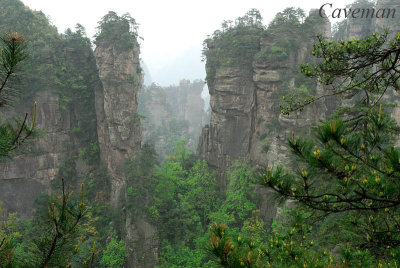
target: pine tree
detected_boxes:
[0,31,36,157]
[210,31,400,266]
[0,32,96,267]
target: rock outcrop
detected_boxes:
[198,0,399,222]
[94,17,160,267]
[0,91,69,216]
[198,10,331,177]
[0,8,101,216]
[94,36,142,204]
[0,4,158,266]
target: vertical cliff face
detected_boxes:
[139,79,208,158]
[373,0,400,34]
[0,0,101,216]
[94,38,142,203]
[94,17,160,267]
[200,0,400,176]
[198,10,331,178]
[0,5,157,266]
[0,91,70,216]
[198,66,256,172]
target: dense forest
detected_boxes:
[1,0,400,267]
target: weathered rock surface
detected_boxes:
[94,38,142,204]
[198,9,331,220]
[198,0,399,222]
[198,10,331,174]
[0,37,98,215]
[94,31,160,267]
[0,92,68,217]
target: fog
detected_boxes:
[23,0,351,86]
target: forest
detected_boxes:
[1,0,400,267]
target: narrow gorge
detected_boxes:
[1,0,400,266]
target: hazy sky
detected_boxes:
[22,0,353,84]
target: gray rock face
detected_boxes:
[198,0,399,222]
[197,10,331,220]
[198,65,256,176]
[125,215,159,268]
[198,11,331,173]
[94,37,160,268]
[373,0,400,33]
[0,91,72,217]
[94,40,142,204]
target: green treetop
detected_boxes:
[210,30,400,267]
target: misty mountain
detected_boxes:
[151,45,206,86]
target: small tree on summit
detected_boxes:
[94,11,140,51]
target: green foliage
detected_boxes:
[124,142,158,216]
[210,163,258,229]
[95,11,140,51]
[0,179,97,267]
[210,27,400,267]
[281,31,400,115]
[157,239,210,268]
[0,0,101,164]
[100,238,128,268]
[261,105,400,249]
[254,46,288,63]
[0,32,27,106]
[58,27,101,165]
[123,140,231,267]
[151,155,219,245]
[203,9,264,82]
[261,141,269,153]
[0,32,36,158]
[268,7,305,28]
[257,132,268,141]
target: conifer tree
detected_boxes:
[0,32,95,267]
[0,31,36,157]
[210,31,400,266]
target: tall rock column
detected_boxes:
[198,10,331,176]
[94,14,159,267]
[197,10,331,222]
[94,27,142,205]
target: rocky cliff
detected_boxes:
[198,0,400,221]
[198,10,331,179]
[0,2,101,216]
[0,3,158,266]
[199,0,400,176]
[94,32,142,205]
[334,0,400,40]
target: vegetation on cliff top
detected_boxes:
[209,23,400,268]
[4,0,400,267]
[95,11,140,51]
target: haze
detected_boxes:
[23,0,352,85]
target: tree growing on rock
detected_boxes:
[210,30,400,266]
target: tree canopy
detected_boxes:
[210,29,400,267]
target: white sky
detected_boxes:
[22,0,353,82]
